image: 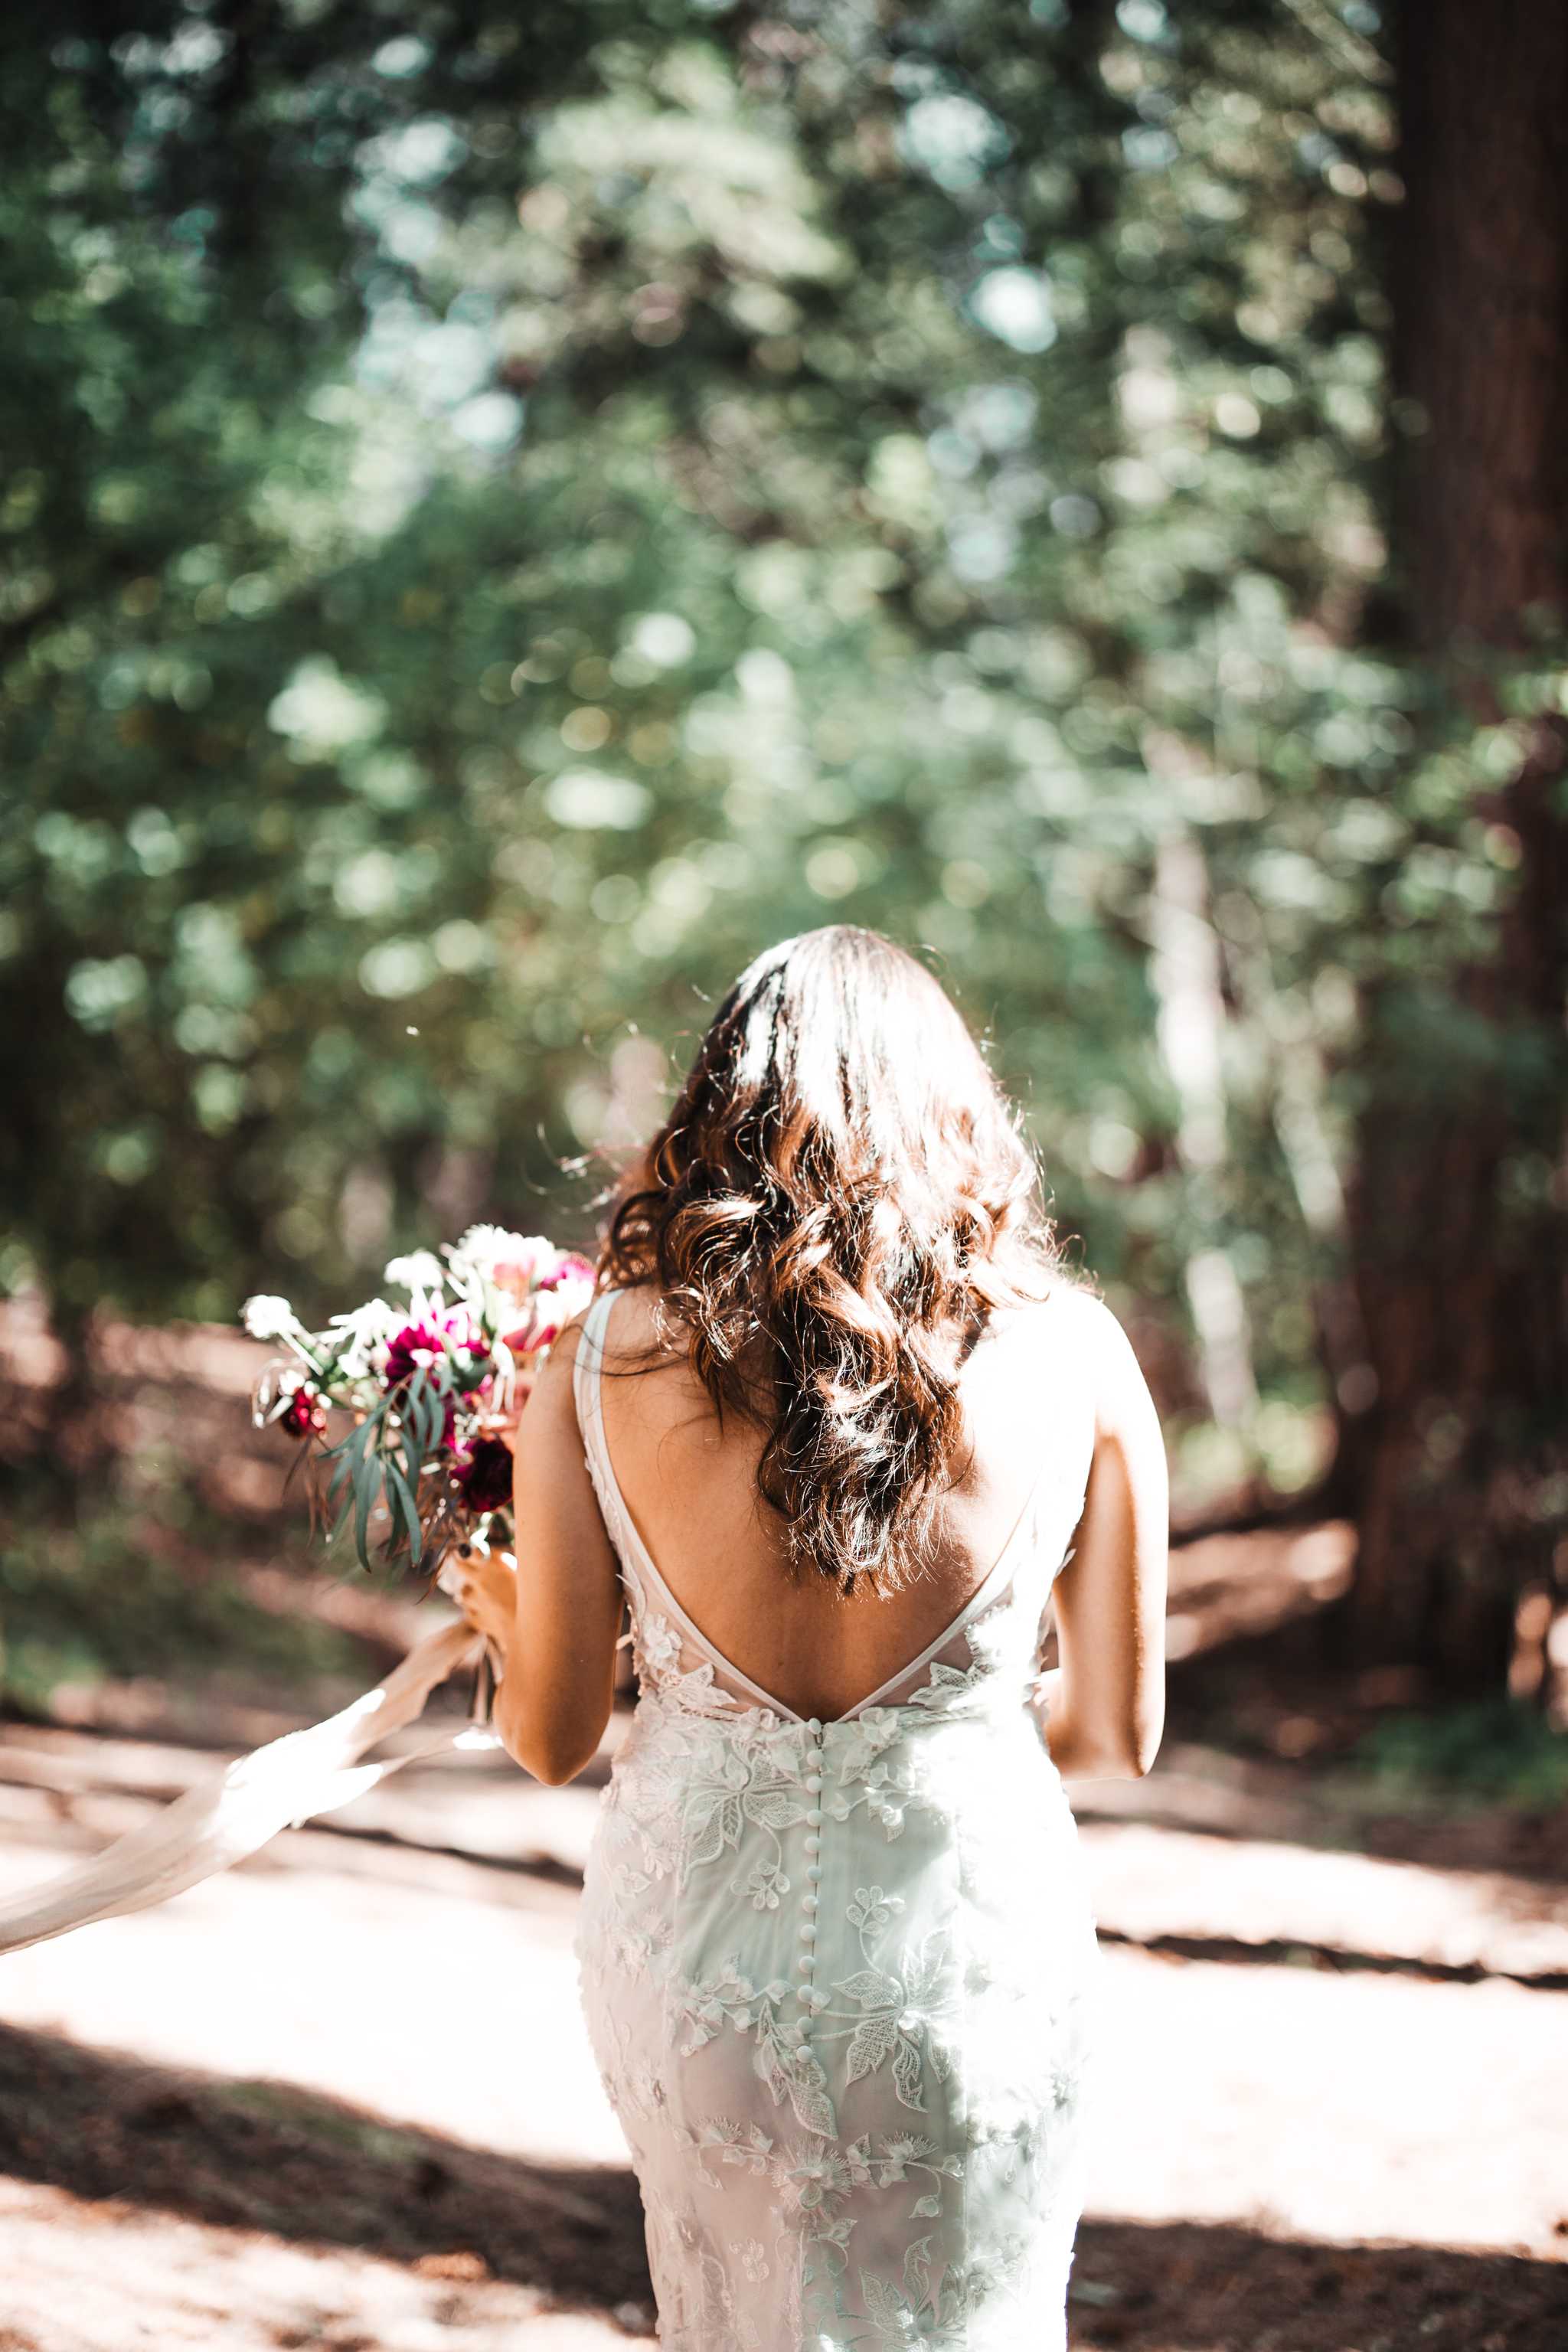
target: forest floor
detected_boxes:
[1,1301,1565,2349]
[0,1695,1563,2352]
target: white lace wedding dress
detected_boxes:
[572,1287,1102,2351]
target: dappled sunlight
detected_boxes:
[4,0,1565,2344]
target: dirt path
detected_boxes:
[0,1721,1564,2350]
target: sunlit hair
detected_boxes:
[596,926,1085,1596]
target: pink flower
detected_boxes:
[539,1251,596,1289]
[504,1251,597,1354]
[485,1236,557,1298]
[501,1302,561,1357]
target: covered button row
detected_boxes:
[796,1723,825,2017]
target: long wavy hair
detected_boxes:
[596,926,1085,1596]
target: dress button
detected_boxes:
[806,1807,824,1828]
[806,1863,823,1883]
[798,1953,814,1975]
[803,1833,821,1857]
[807,1718,823,1736]
[803,1773,823,1795]
[803,1892,818,1913]
[800,1923,815,1945]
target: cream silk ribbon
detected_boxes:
[0,1614,502,1958]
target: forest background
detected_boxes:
[2,0,1566,1782]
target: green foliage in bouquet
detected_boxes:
[243,1227,595,1588]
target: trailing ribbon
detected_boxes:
[0,1615,502,1958]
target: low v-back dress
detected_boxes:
[571,1286,1102,2352]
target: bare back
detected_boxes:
[591,1282,1099,1723]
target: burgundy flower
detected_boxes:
[454,1437,514,1514]
[383,1312,475,1388]
[281,1385,327,1439]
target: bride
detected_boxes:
[450,923,1167,2350]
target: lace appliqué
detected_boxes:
[572,1288,1097,2350]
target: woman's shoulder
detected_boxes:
[984,1270,1107,1345]
[570,1279,690,1377]
[985,1278,1139,1419]
[1043,1284,1155,1437]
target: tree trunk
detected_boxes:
[1145,827,1263,1448]
[1344,2,1568,1688]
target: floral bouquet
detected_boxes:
[242,1227,596,1724]
[0,1226,594,1961]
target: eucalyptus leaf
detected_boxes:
[384,1454,423,1565]
[352,1443,380,1573]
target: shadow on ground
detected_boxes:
[1,2021,1561,2351]
[1069,2217,1566,2350]
[0,2020,648,2319]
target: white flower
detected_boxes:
[241,1295,301,1341]
[384,1250,446,1293]
[448,1226,554,1285]
[324,1297,400,1377]
[543,1266,597,1325]
[328,1297,397,1341]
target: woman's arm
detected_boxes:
[454,1315,626,1785]
[1037,1297,1168,1781]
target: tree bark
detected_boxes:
[1344,1,1568,1687]
[1145,828,1260,1438]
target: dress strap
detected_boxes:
[573,1288,639,1651]
[571,1285,616,1457]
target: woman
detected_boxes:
[451,925,1168,2351]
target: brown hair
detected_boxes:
[597,926,1083,1596]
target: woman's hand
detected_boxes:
[444,1543,518,1661]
